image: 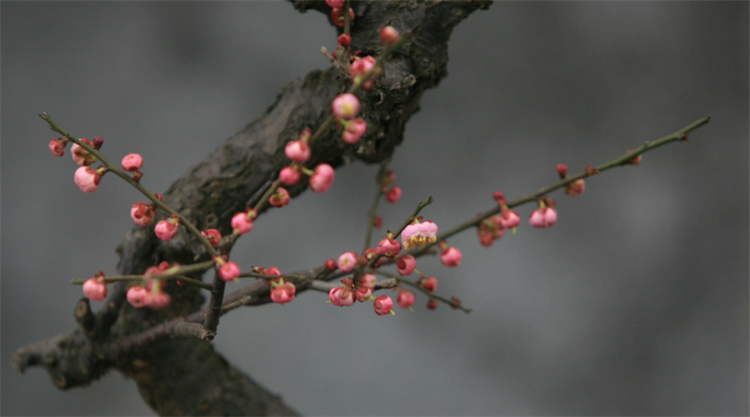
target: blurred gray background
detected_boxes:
[2,1,748,415]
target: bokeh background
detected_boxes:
[2,1,748,415]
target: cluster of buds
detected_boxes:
[350,56,377,91]
[401,219,438,250]
[125,263,175,309]
[476,191,522,247]
[557,164,585,197]
[376,169,401,204]
[328,275,393,315]
[279,128,336,194]
[529,196,558,229]
[332,94,368,144]
[326,0,353,28]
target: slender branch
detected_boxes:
[201,269,226,341]
[363,160,389,251]
[414,117,712,256]
[39,113,218,257]
[343,0,351,36]
[372,269,472,313]
[70,261,214,290]
[237,272,307,281]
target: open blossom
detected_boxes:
[121,153,143,172]
[127,286,149,308]
[329,286,356,307]
[440,247,462,267]
[385,186,402,203]
[565,179,586,196]
[401,220,438,250]
[279,166,301,186]
[330,7,354,28]
[147,291,171,309]
[350,56,376,90]
[529,207,558,228]
[131,202,156,226]
[49,138,66,156]
[71,139,97,166]
[74,166,101,193]
[310,163,335,193]
[379,25,401,46]
[377,236,401,257]
[421,276,438,292]
[342,118,367,144]
[155,219,180,241]
[332,93,360,120]
[231,211,254,235]
[219,262,241,282]
[373,295,394,316]
[269,187,290,208]
[285,140,311,162]
[271,282,296,304]
[337,251,357,273]
[397,290,415,309]
[82,278,107,301]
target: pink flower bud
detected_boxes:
[500,208,520,229]
[131,202,156,226]
[342,118,367,144]
[337,33,351,47]
[121,153,144,172]
[422,276,438,293]
[155,219,180,241]
[271,282,296,304]
[337,251,358,273]
[146,291,171,309]
[377,236,402,257]
[350,56,377,90]
[330,7,354,28]
[397,290,415,309]
[374,215,383,229]
[478,230,495,247]
[359,272,377,289]
[231,212,254,235]
[427,298,438,310]
[379,169,396,187]
[379,25,401,46]
[529,207,558,228]
[385,186,402,203]
[49,138,66,156]
[285,140,311,162]
[401,220,438,250]
[332,93,360,120]
[219,262,241,282]
[325,258,337,271]
[564,178,586,196]
[310,163,335,193]
[396,255,417,276]
[626,150,642,165]
[440,246,462,267]
[329,286,356,307]
[279,166,301,186]
[269,187,290,208]
[202,229,222,247]
[356,287,373,302]
[556,164,569,178]
[127,286,149,308]
[92,136,104,149]
[326,0,345,8]
[71,139,97,166]
[82,278,107,301]
[373,295,394,316]
[493,190,507,205]
[74,166,101,193]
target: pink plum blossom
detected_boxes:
[332,93,360,120]
[285,140,311,162]
[155,219,180,241]
[396,255,416,276]
[121,153,143,172]
[342,118,367,144]
[127,286,149,308]
[309,163,335,193]
[271,282,296,305]
[219,262,241,282]
[49,138,66,156]
[529,207,558,228]
[71,139,97,166]
[379,26,401,46]
[329,286,356,307]
[231,212,254,235]
[131,202,156,227]
[440,247,462,267]
[337,251,357,273]
[401,220,438,250]
[269,187,290,208]
[279,166,301,186]
[82,278,107,301]
[373,295,394,316]
[385,186,402,203]
[397,290,415,309]
[74,166,101,193]
[377,236,402,257]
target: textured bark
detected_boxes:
[13,1,490,415]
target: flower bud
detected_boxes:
[202,229,222,247]
[377,236,402,257]
[155,219,180,241]
[332,93,360,120]
[49,138,66,156]
[219,262,241,282]
[397,290,415,309]
[121,153,144,172]
[373,295,394,316]
[71,139,97,166]
[127,286,149,308]
[529,207,558,228]
[131,202,156,227]
[310,163,335,193]
[379,26,401,46]
[231,212,254,235]
[74,166,101,193]
[279,166,301,186]
[421,276,438,293]
[337,33,351,47]
[337,251,358,273]
[325,258,337,271]
[396,255,416,276]
[269,187,290,208]
[440,246,462,267]
[342,118,367,144]
[385,186,402,203]
[285,140,311,162]
[271,282,296,305]
[330,7,354,28]
[82,278,107,301]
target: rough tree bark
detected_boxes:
[13,1,490,415]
